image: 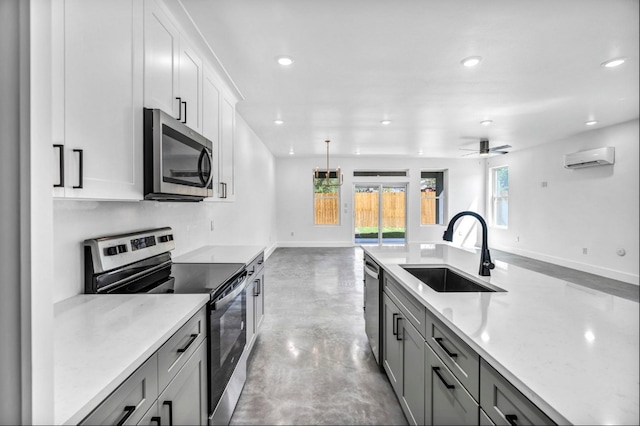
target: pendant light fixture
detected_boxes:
[313,140,343,187]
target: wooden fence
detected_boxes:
[315,192,437,226]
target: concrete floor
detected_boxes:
[230,246,638,425]
[230,247,407,425]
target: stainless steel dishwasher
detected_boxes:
[363,253,382,365]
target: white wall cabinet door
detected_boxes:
[178,40,203,133]
[219,96,236,201]
[52,0,143,200]
[143,0,180,118]
[202,67,221,196]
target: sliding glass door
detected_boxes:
[354,184,406,244]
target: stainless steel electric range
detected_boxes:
[84,227,264,425]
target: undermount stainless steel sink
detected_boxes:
[400,266,505,293]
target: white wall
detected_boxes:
[275,156,486,246]
[488,119,639,284]
[53,114,277,303]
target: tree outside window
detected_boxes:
[491,166,508,227]
[313,171,340,225]
[420,171,445,225]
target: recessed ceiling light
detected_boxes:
[355,149,361,155]
[274,119,284,125]
[585,120,598,126]
[601,57,626,68]
[417,149,424,156]
[461,56,482,67]
[480,120,493,126]
[380,120,391,125]
[276,56,294,66]
[288,148,295,155]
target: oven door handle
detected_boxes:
[213,274,249,310]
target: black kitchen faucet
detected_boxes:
[443,211,495,276]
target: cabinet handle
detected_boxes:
[432,367,455,390]
[395,316,402,341]
[254,279,261,297]
[434,337,458,358]
[73,149,83,189]
[175,97,182,121]
[53,144,64,187]
[392,313,399,336]
[505,414,518,425]
[177,333,198,353]
[151,416,162,426]
[163,401,173,426]
[181,101,187,124]
[116,405,136,426]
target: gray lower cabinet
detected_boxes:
[480,408,496,426]
[158,340,208,426]
[383,293,425,425]
[247,258,265,354]
[80,307,208,426]
[480,359,555,426]
[426,343,478,425]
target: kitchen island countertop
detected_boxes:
[364,243,639,425]
[54,293,209,425]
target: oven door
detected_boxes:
[208,273,249,414]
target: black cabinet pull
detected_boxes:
[116,405,136,426]
[434,337,458,358]
[175,97,182,121]
[53,144,64,187]
[505,414,518,425]
[395,316,402,340]
[181,101,187,124]
[432,367,455,390]
[163,401,173,426]
[72,149,83,189]
[151,416,161,426]
[254,279,261,297]
[392,313,398,336]
[177,333,198,353]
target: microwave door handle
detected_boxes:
[204,148,214,189]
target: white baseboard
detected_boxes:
[492,244,639,286]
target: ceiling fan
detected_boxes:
[460,139,511,156]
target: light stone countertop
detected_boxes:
[54,294,209,425]
[173,245,265,264]
[363,243,639,426]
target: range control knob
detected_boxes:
[159,234,174,243]
[104,246,119,256]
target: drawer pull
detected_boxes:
[116,405,136,426]
[433,367,455,390]
[506,414,518,425]
[177,333,198,353]
[163,401,173,426]
[435,337,458,358]
[151,416,162,426]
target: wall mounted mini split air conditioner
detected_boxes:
[564,146,615,169]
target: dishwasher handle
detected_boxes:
[364,263,379,280]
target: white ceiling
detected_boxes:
[181,0,639,158]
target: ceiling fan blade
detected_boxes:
[459,148,479,151]
[461,151,478,156]
[495,150,509,155]
[488,144,512,151]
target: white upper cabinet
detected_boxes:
[219,96,236,201]
[178,40,203,133]
[143,0,180,118]
[52,0,144,200]
[144,0,202,134]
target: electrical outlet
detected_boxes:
[291,231,294,237]
[210,220,214,231]
[541,181,548,188]
[516,236,520,242]
[582,248,588,254]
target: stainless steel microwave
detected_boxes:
[143,108,214,201]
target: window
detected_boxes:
[420,171,445,225]
[313,170,340,225]
[490,166,508,227]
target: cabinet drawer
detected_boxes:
[426,343,478,426]
[81,354,158,426]
[157,307,207,392]
[480,359,555,426]
[426,312,479,401]
[384,274,426,338]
